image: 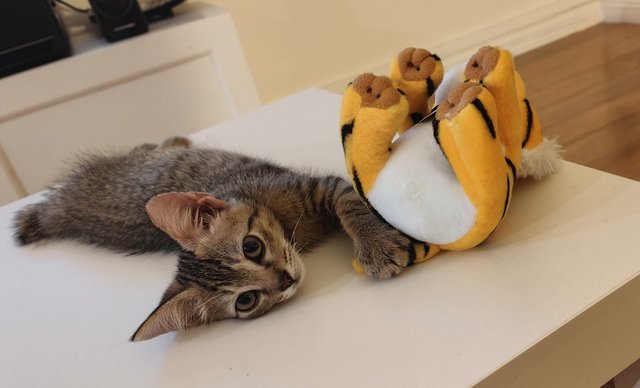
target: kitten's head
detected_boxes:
[131,192,304,341]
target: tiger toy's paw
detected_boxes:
[351,73,402,109]
[395,47,442,83]
[390,47,444,126]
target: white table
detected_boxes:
[1,89,639,387]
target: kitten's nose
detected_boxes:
[279,271,295,291]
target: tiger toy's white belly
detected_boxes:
[367,120,476,245]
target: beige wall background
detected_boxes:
[66,0,604,102]
[201,0,602,102]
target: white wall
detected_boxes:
[206,0,602,102]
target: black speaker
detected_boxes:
[89,0,148,42]
[0,0,71,78]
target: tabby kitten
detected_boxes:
[13,137,414,341]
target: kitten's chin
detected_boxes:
[279,285,299,304]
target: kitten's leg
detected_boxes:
[13,143,180,252]
[325,181,408,277]
[329,178,439,278]
[14,182,176,252]
[130,143,158,154]
[14,203,49,245]
[160,136,192,150]
[270,175,424,278]
[130,136,192,155]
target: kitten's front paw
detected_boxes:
[353,227,412,279]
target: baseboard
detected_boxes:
[324,0,603,94]
[602,0,640,23]
[432,0,603,68]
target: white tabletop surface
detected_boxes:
[1,89,639,388]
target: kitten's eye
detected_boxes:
[236,290,259,312]
[242,236,264,262]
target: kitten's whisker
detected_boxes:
[294,241,309,254]
[196,294,216,321]
[196,291,228,323]
[290,209,305,246]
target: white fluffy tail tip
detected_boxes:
[518,137,564,180]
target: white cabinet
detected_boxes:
[0,2,259,205]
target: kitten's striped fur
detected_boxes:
[14,137,413,340]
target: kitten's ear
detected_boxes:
[130,280,205,342]
[145,192,227,251]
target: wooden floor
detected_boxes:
[518,25,640,387]
[515,23,640,181]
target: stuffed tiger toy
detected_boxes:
[339,46,562,269]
